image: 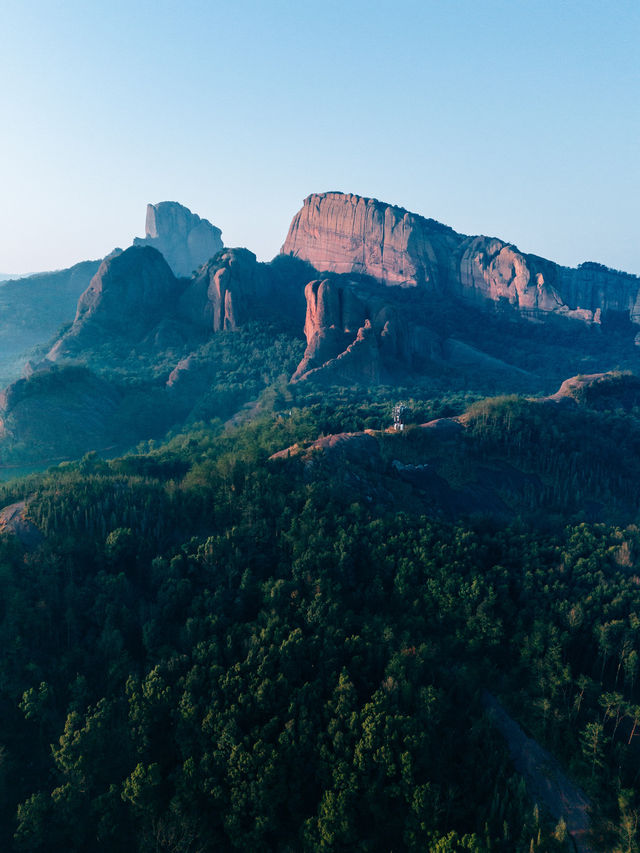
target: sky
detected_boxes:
[1,0,638,275]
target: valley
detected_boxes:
[0,193,638,850]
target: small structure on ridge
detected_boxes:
[393,403,409,431]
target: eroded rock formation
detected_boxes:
[178,248,268,332]
[292,276,442,383]
[134,201,223,277]
[283,192,456,290]
[283,192,640,325]
[545,371,640,410]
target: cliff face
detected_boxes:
[178,248,268,332]
[178,249,309,335]
[292,278,439,383]
[134,201,223,277]
[282,192,458,291]
[282,193,640,326]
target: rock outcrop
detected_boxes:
[0,501,42,548]
[292,272,529,384]
[282,192,640,326]
[545,371,640,411]
[270,430,381,469]
[178,248,309,335]
[134,201,223,277]
[292,277,442,383]
[283,192,457,290]
[48,246,181,359]
[178,248,268,332]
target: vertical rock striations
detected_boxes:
[178,248,268,332]
[178,249,269,333]
[292,277,440,384]
[178,249,309,334]
[134,201,223,277]
[282,192,640,326]
[282,192,457,290]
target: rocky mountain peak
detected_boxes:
[134,201,223,277]
[282,192,457,290]
[282,191,640,329]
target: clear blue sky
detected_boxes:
[1,0,638,274]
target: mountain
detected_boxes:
[0,260,102,386]
[0,244,311,464]
[1,191,640,466]
[46,244,309,369]
[2,198,640,850]
[0,200,225,388]
[133,201,224,277]
[281,192,640,385]
[283,192,640,325]
[48,246,182,360]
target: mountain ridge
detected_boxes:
[282,191,640,327]
[1,191,639,465]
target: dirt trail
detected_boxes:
[483,691,593,853]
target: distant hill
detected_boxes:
[0,272,31,281]
[0,260,102,386]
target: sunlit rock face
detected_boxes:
[282,192,640,325]
[282,192,458,291]
[134,201,223,277]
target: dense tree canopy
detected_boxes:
[0,388,639,850]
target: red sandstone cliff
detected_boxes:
[282,192,640,325]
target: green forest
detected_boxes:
[0,379,639,851]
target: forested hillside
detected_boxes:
[0,388,639,850]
